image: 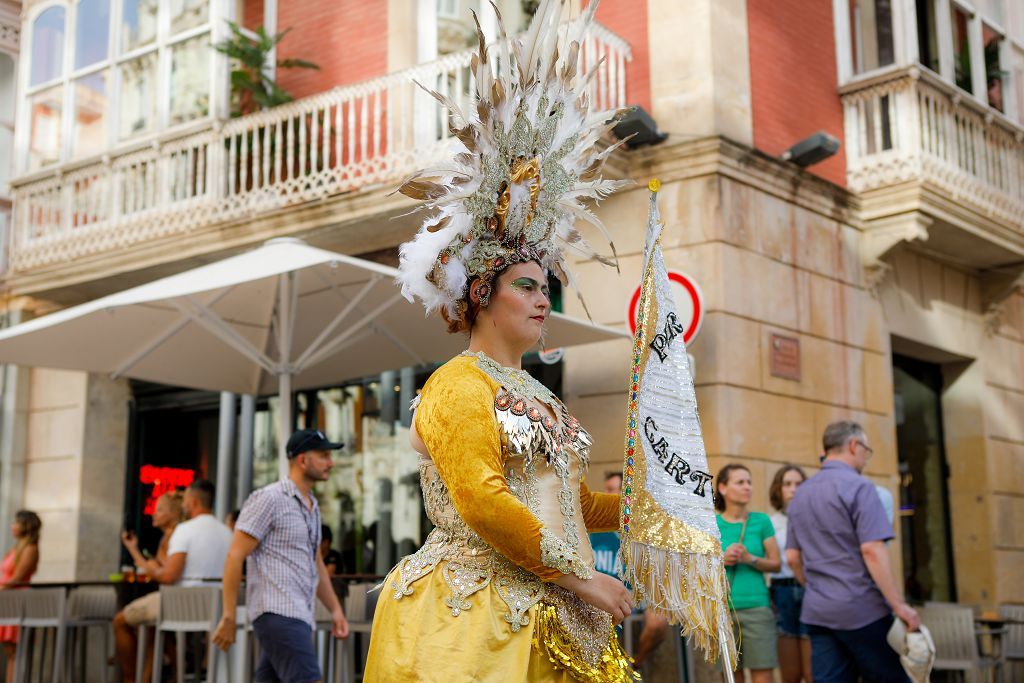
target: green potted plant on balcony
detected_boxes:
[214,22,321,194]
[215,21,319,116]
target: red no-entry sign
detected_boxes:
[627,271,705,344]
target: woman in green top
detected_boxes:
[715,464,782,682]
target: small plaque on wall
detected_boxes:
[770,334,801,381]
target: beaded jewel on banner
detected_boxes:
[395,0,631,325]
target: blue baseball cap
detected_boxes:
[286,429,344,458]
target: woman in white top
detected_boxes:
[769,465,811,683]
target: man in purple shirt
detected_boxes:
[787,421,920,682]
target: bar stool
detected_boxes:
[65,586,117,683]
[118,588,162,683]
[16,587,68,683]
[151,586,227,683]
[234,604,255,683]
[340,582,376,683]
[312,581,375,683]
[314,600,339,682]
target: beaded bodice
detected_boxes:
[389,352,595,630]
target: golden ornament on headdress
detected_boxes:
[495,157,542,235]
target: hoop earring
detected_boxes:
[474,282,492,308]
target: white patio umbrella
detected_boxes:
[0,238,627,474]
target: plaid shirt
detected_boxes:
[237,478,322,627]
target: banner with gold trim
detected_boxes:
[620,180,737,672]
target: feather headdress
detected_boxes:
[396,0,631,325]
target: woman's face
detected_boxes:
[475,261,551,348]
[719,468,752,507]
[9,522,22,539]
[781,469,804,507]
[152,497,174,527]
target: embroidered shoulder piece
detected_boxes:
[540,528,592,580]
[465,350,559,405]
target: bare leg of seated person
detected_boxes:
[632,610,669,669]
[112,611,138,683]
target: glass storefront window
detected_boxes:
[122,0,159,54]
[75,0,111,69]
[170,35,211,126]
[252,396,282,488]
[171,0,210,35]
[119,52,159,139]
[73,71,109,158]
[31,6,65,86]
[29,87,63,170]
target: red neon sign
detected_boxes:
[139,465,195,515]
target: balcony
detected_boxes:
[842,65,1024,276]
[7,23,630,281]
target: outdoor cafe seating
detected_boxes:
[918,601,1024,683]
[0,576,379,683]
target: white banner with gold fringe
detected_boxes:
[620,180,737,674]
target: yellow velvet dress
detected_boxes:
[364,352,637,682]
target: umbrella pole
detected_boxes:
[277,271,296,481]
[278,372,292,481]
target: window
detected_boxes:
[951,5,973,93]
[909,0,1022,118]
[916,0,940,73]
[438,0,459,19]
[0,53,16,196]
[850,0,896,74]
[983,24,1004,112]
[30,7,64,87]
[20,1,214,172]
[1013,45,1024,126]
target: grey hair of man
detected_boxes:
[822,420,866,454]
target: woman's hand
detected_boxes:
[120,531,138,552]
[554,572,633,625]
[724,543,745,566]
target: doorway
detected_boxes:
[892,354,956,603]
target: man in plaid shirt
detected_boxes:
[214,429,349,683]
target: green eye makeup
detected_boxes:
[510,277,551,299]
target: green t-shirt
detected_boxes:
[716,512,775,610]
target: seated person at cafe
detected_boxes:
[113,480,232,683]
[320,524,343,576]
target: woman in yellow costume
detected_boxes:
[363,1,639,681]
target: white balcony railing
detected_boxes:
[9,23,630,273]
[842,66,1024,228]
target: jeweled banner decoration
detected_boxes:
[620,180,737,672]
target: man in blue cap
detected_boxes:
[213,429,349,683]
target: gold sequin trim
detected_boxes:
[533,587,639,682]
